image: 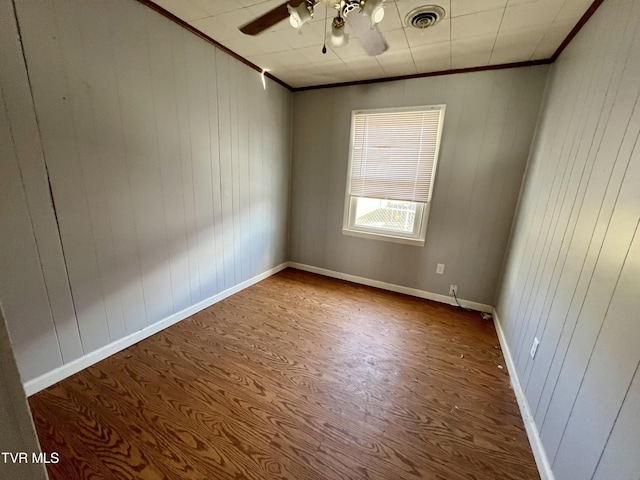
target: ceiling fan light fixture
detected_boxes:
[330,16,349,47]
[330,27,349,47]
[362,0,385,25]
[288,3,313,29]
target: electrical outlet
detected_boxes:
[449,285,458,296]
[530,337,540,359]
[436,263,445,274]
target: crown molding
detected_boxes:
[137,0,293,91]
[550,0,605,62]
[291,59,552,92]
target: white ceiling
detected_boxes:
[151,0,595,88]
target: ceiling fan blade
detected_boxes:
[346,10,388,56]
[239,0,304,35]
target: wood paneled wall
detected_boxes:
[495,0,640,478]
[1,0,291,382]
[289,67,548,305]
[0,307,47,480]
[0,0,76,382]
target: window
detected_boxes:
[343,105,445,246]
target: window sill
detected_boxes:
[342,228,425,247]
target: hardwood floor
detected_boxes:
[29,268,539,479]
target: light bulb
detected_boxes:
[330,26,349,47]
[362,0,385,25]
[372,5,385,23]
[288,3,312,29]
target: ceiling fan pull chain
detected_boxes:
[322,2,328,53]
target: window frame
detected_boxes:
[342,104,446,247]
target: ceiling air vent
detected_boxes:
[405,5,446,29]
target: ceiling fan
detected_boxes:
[239,0,389,56]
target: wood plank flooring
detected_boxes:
[29,268,539,479]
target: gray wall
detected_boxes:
[0,0,292,383]
[289,67,548,305]
[0,0,77,385]
[495,0,640,478]
[0,306,48,480]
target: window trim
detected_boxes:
[342,104,446,246]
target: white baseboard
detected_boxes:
[492,308,555,480]
[24,262,289,396]
[288,262,493,313]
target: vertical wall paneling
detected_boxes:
[539,11,640,463]
[289,67,548,305]
[171,29,200,306]
[55,0,127,342]
[229,60,242,286]
[144,6,192,314]
[205,42,225,297]
[593,366,640,479]
[269,79,290,268]
[9,0,292,384]
[510,69,583,373]
[77,0,148,338]
[110,0,176,327]
[0,307,48,480]
[515,21,603,383]
[0,72,64,379]
[276,80,293,266]
[237,62,252,283]
[16,0,112,353]
[0,0,82,376]
[524,0,631,426]
[555,201,640,477]
[495,0,640,478]
[184,33,217,302]
[215,50,237,291]
[552,43,640,474]
[248,69,264,278]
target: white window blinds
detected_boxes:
[349,107,444,203]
